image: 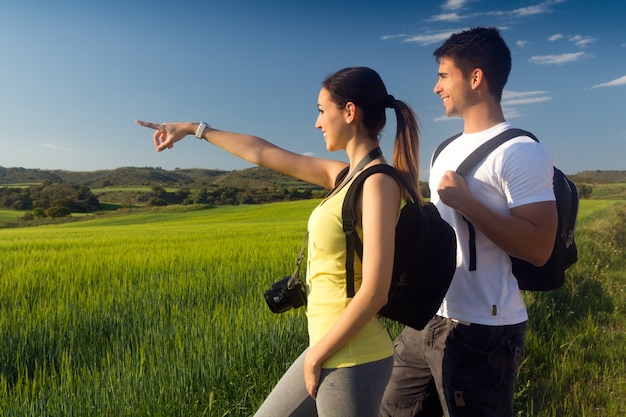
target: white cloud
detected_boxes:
[403,30,460,46]
[434,115,461,122]
[502,107,523,120]
[591,75,626,89]
[430,12,465,22]
[511,0,566,17]
[500,91,552,120]
[512,4,549,17]
[442,0,469,10]
[569,35,595,47]
[502,90,552,106]
[529,52,585,65]
[516,40,529,47]
[381,34,407,41]
[548,34,564,42]
[429,0,475,23]
[503,96,552,106]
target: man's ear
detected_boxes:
[344,102,356,124]
[470,68,484,90]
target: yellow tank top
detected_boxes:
[306,182,393,368]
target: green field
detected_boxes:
[0,209,25,224]
[1,199,625,416]
[587,183,626,200]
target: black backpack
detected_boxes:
[432,128,579,291]
[339,164,457,330]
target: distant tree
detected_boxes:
[238,192,256,204]
[150,186,167,199]
[29,183,99,212]
[46,206,71,218]
[578,183,593,199]
[70,185,100,211]
[287,188,300,200]
[173,188,191,204]
[33,208,46,218]
[194,187,210,204]
[147,196,167,206]
[0,187,33,210]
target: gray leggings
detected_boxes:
[254,349,393,417]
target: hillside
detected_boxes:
[568,170,626,184]
[2,166,625,188]
[0,166,317,190]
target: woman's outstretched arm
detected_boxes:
[135,120,347,189]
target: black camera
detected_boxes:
[264,275,307,313]
[265,232,308,313]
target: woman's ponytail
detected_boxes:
[390,100,424,205]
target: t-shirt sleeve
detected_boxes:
[501,141,555,209]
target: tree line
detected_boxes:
[0,180,99,218]
[0,181,323,220]
[1,178,584,222]
[141,185,319,207]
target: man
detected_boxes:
[380,27,558,417]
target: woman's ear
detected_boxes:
[344,102,356,124]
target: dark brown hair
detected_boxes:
[433,27,511,101]
[322,67,423,204]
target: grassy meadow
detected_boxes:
[0,209,25,224]
[1,198,625,416]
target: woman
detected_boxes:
[136,67,423,417]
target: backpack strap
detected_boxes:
[432,132,463,167]
[331,148,382,196]
[341,164,416,298]
[335,166,349,187]
[446,128,538,272]
[455,129,538,176]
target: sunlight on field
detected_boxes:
[0,200,318,416]
[1,198,625,416]
[576,199,620,222]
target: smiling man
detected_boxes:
[380,27,558,417]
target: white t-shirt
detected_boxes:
[429,122,555,326]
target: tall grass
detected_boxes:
[0,202,316,416]
[519,201,626,416]
[1,199,625,416]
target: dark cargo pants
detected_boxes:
[380,316,526,417]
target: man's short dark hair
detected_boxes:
[433,27,511,101]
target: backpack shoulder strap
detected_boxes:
[341,164,408,298]
[335,166,350,187]
[456,128,538,175]
[432,132,463,167]
[453,128,538,272]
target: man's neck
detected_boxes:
[462,102,506,134]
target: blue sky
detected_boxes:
[1,0,624,178]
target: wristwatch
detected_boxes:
[195,121,209,139]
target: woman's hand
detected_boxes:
[303,348,323,399]
[135,120,195,152]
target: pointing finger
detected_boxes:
[135,119,160,130]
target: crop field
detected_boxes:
[1,199,625,416]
